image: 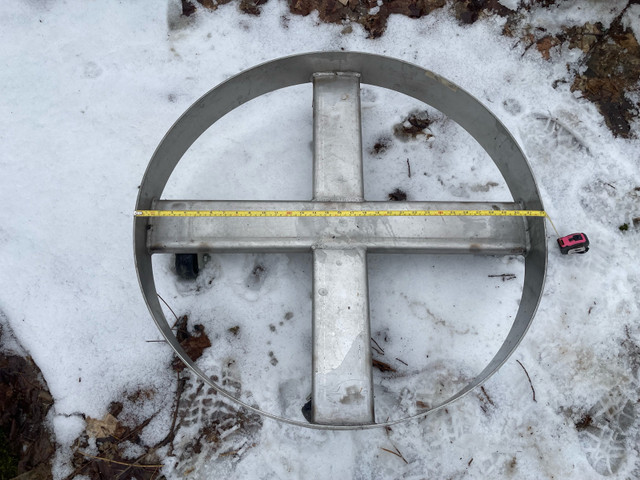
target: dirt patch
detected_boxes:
[180,0,640,136]
[504,3,640,138]
[64,312,264,479]
[66,395,168,480]
[240,0,269,15]
[287,0,446,38]
[65,314,215,480]
[0,347,55,479]
[571,18,640,138]
[575,413,593,431]
[371,136,391,155]
[388,188,407,201]
[189,0,522,36]
[190,0,446,37]
[393,110,435,141]
[453,0,512,25]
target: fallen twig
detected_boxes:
[480,386,494,406]
[157,293,179,324]
[116,412,158,445]
[115,371,186,479]
[62,458,91,479]
[488,273,516,281]
[157,371,186,451]
[373,358,396,372]
[381,446,408,464]
[371,337,385,355]
[219,449,240,457]
[516,360,537,402]
[64,413,161,480]
[77,451,163,469]
[219,443,257,457]
[382,419,408,464]
[395,357,408,366]
[521,38,535,57]
[407,159,411,178]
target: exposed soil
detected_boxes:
[1,299,253,480]
[180,0,640,138]
[571,19,640,137]
[0,326,55,480]
[62,316,264,480]
[371,136,391,155]
[388,188,407,201]
[504,2,640,138]
[186,0,515,36]
[64,316,214,480]
[503,2,640,138]
[65,396,168,480]
[393,110,435,141]
[575,413,593,431]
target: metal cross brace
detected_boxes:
[134,52,547,429]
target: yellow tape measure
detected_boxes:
[134,209,547,218]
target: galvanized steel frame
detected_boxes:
[134,52,547,430]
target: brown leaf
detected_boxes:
[182,333,212,362]
[536,35,560,60]
[86,414,119,439]
[172,326,212,372]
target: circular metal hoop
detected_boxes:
[134,52,547,430]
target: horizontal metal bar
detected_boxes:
[148,200,529,255]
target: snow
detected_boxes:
[624,4,640,39]
[522,1,626,31]
[498,0,518,11]
[1,0,639,478]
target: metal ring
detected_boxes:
[134,52,547,430]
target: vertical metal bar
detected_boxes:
[311,72,374,424]
[312,73,364,202]
[312,248,374,424]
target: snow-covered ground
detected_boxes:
[1,0,639,478]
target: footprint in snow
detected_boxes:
[519,113,591,160]
[577,388,636,476]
